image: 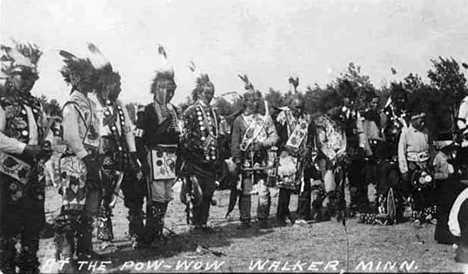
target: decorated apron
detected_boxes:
[277,111,310,191]
[59,101,100,212]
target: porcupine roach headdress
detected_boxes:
[0,40,42,80]
[188,61,214,102]
[150,45,176,105]
[59,49,96,94]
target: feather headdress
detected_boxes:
[87,43,120,95]
[153,44,175,81]
[0,41,42,79]
[189,60,214,101]
[150,45,176,104]
[59,49,96,90]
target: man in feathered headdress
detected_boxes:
[275,87,317,226]
[327,80,367,216]
[135,45,180,247]
[230,76,279,229]
[54,49,102,270]
[0,41,52,273]
[87,44,143,250]
[180,63,225,233]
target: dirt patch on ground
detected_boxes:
[38,186,466,273]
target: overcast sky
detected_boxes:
[2,0,468,105]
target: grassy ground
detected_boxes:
[38,186,466,273]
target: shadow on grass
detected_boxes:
[100,216,278,268]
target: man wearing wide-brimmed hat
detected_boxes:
[0,41,51,274]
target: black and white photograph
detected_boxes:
[1,0,468,273]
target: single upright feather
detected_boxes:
[87,42,110,70]
[158,44,167,64]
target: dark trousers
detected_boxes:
[277,178,312,221]
[190,176,216,226]
[277,188,292,221]
[0,174,45,274]
[98,170,145,241]
[347,157,367,211]
[435,178,466,244]
[456,199,468,263]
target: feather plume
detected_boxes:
[59,50,77,61]
[238,74,254,91]
[153,44,174,81]
[13,41,42,66]
[188,61,197,73]
[288,76,299,92]
[158,44,167,63]
[87,43,111,70]
[3,46,34,68]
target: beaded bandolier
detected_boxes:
[98,100,130,242]
[276,108,311,191]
